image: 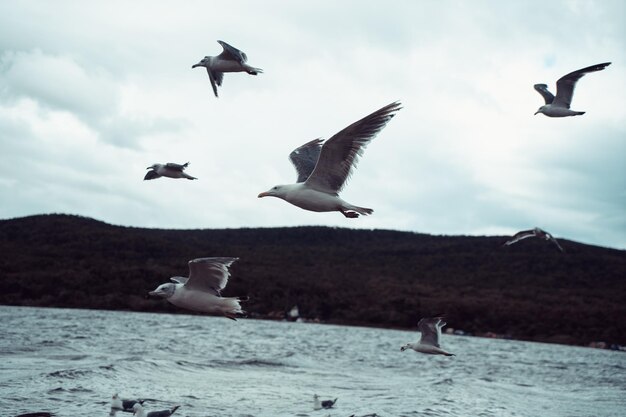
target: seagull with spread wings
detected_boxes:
[192,40,263,97]
[258,101,401,218]
[144,162,197,181]
[503,227,565,252]
[533,62,611,117]
[401,317,454,356]
[148,257,245,320]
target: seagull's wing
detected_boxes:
[217,40,248,64]
[553,62,611,109]
[418,317,444,347]
[304,101,402,193]
[144,410,174,417]
[185,257,239,295]
[289,139,324,183]
[503,229,536,246]
[533,84,555,104]
[545,233,565,252]
[205,68,222,97]
[170,277,189,285]
[143,170,160,180]
[164,162,189,172]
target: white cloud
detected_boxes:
[0,0,624,248]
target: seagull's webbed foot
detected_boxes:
[341,210,360,218]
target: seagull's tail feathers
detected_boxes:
[182,173,197,180]
[220,297,245,320]
[342,204,373,218]
[245,64,263,75]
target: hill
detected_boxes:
[1,214,625,346]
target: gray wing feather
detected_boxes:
[533,84,554,104]
[418,317,445,347]
[186,257,239,294]
[554,62,611,108]
[206,68,220,97]
[170,277,189,285]
[217,40,248,64]
[289,139,324,183]
[164,162,189,172]
[305,101,402,193]
[503,229,537,246]
[144,170,160,180]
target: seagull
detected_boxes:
[258,101,401,217]
[132,404,179,417]
[192,40,263,97]
[148,257,245,320]
[401,317,455,356]
[503,227,565,252]
[534,62,611,117]
[111,393,144,413]
[313,395,337,410]
[144,162,197,181]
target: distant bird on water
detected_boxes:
[14,413,55,417]
[110,393,144,413]
[132,404,179,417]
[192,40,263,97]
[503,227,565,252]
[148,257,245,320]
[534,62,611,117]
[401,317,455,356]
[258,101,402,218]
[313,394,337,410]
[144,162,197,181]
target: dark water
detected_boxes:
[1,306,624,417]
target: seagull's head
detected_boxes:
[258,185,288,199]
[534,106,546,116]
[400,343,411,352]
[192,56,210,69]
[148,283,176,299]
[146,163,159,170]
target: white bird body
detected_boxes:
[149,257,244,320]
[534,106,584,118]
[401,342,453,356]
[166,283,242,315]
[259,102,401,218]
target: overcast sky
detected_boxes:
[1,1,624,249]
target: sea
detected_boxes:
[0,306,624,417]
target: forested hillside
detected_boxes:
[1,214,624,346]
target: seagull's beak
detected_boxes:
[192,62,202,69]
[400,346,406,352]
[534,111,540,115]
[258,191,271,198]
[148,290,162,297]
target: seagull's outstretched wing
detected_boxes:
[289,139,324,183]
[533,84,555,104]
[417,317,445,348]
[170,277,189,285]
[545,233,565,253]
[165,162,190,172]
[144,170,160,181]
[217,40,248,64]
[305,101,402,193]
[186,257,239,295]
[503,229,537,246]
[553,62,611,109]
[204,67,221,97]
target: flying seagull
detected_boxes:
[313,395,337,410]
[503,227,564,252]
[534,62,611,117]
[132,404,179,417]
[144,162,197,181]
[401,317,455,356]
[148,257,245,320]
[192,40,263,97]
[258,101,402,218]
